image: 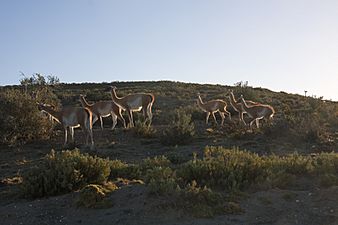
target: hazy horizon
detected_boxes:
[1,0,338,100]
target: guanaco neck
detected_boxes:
[40,105,62,123]
[80,95,91,107]
[229,92,238,105]
[197,95,205,108]
[111,88,123,103]
[240,97,250,111]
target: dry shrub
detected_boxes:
[0,89,55,146]
[75,183,118,208]
[178,147,266,191]
[21,149,111,198]
[175,180,225,218]
[160,108,195,146]
[132,120,156,138]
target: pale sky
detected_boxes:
[1,0,338,100]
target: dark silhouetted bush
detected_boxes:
[0,89,55,146]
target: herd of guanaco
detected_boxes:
[37,87,274,149]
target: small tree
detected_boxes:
[47,75,60,85]
[20,73,60,87]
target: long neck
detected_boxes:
[41,106,62,123]
[80,96,91,107]
[229,92,237,104]
[197,95,205,108]
[240,98,250,110]
[111,89,122,102]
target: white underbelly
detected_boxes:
[101,113,112,117]
[131,106,143,111]
[71,124,81,128]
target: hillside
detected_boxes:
[41,80,338,154]
[0,80,337,225]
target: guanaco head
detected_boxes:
[37,103,55,111]
[226,89,235,101]
[110,86,117,91]
[238,95,244,102]
[79,94,87,100]
[231,90,236,95]
[37,103,43,111]
[79,94,86,105]
[225,89,232,95]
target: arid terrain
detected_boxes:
[0,81,338,225]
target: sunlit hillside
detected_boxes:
[0,79,337,225]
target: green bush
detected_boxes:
[108,159,135,179]
[132,148,337,217]
[160,108,195,146]
[165,151,189,164]
[264,153,313,175]
[132,120,156,138]
[146,166,178,195]
[0,89,55,146]
[178,147,265,191]
[109,156,172,181]
[178,147,338,191]
[21,149,111,198]
[176,180,225,218]
[141,155,171,171]
[136,156,177,195]
[312,152,338,174]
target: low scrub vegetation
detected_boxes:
[21,149,111,198]
[3,80,337,218]
[160,108,195,146]
[132,120,156,138]
[175,181,225,218]
[20,147,338,217]
[75,183,118,208]
[178,147,266,190]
